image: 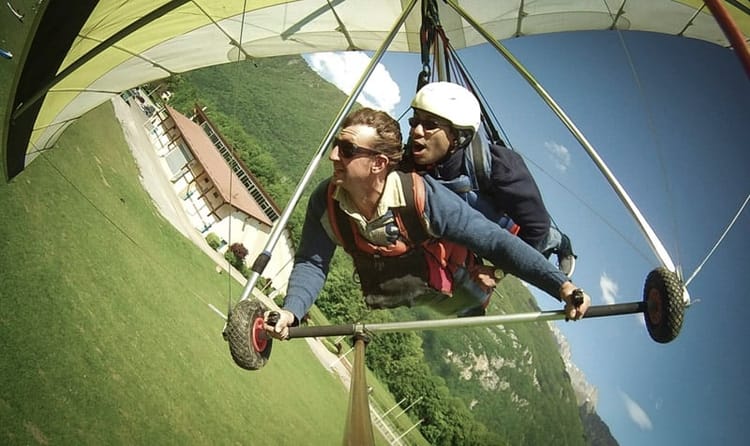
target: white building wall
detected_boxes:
[261,229,294,295]
[146,112,293,294]
[207,211,293,294]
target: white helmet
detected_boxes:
[411,82,481,133]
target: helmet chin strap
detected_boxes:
[453,129,473,151]
[437,129,472,165]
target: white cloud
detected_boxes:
[599,273,618,305]
[620,391,653,431]
[303,52,401,115]
[544,140,571,172]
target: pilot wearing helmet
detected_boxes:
[401,81,578,277]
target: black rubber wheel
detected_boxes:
[224,299,272,370]
[643,267,686,343]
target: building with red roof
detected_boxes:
[145,104,293,294]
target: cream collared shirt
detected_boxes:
[326,172,407,246]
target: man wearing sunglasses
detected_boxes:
[401,82,578,277]
[265,107,589,340]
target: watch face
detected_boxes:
[571,289,584,306]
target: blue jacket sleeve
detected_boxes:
[487,144,551,251]
[421,175,567,300]
[282,180,337,321]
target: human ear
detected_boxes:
[371,154,388,173]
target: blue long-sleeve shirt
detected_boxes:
[283,173,568,321]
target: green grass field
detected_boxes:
[0,102,413,445]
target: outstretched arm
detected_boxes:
[267,181,337,338]
[422,175,589,318]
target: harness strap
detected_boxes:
[327,180,355,253]
[326,173,492,306]
[397,171,429,246]
[468,136,491,191]
[327,172,429,253]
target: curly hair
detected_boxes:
[341,107,403,164]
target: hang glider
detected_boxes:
[4,0,749,181]
[4,5,747,444]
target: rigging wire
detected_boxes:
[224,0,249,314]
[35,2,292,330]
[39,152,143,248]
[425,23,596,237]
[444,44,510,146]
[418,20,656,252]
[685,194,750,287]
[450,38,658,262]
[452,41,655,262]
[509,150,655,264]
[601,0,684,277]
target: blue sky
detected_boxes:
[304,30,749,445]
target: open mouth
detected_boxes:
[411,142,427,156]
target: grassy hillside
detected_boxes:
[0,102,376,445]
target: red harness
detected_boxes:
[326,172,477,299]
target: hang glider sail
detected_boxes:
[4,0,749,181]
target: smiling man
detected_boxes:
[266,107,589,339]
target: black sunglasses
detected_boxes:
[331,138,380,159]
[408,116,445,131]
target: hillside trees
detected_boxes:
[314,251,368,323]
[363,310,495,445]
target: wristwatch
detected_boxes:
[569,288,585,307]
